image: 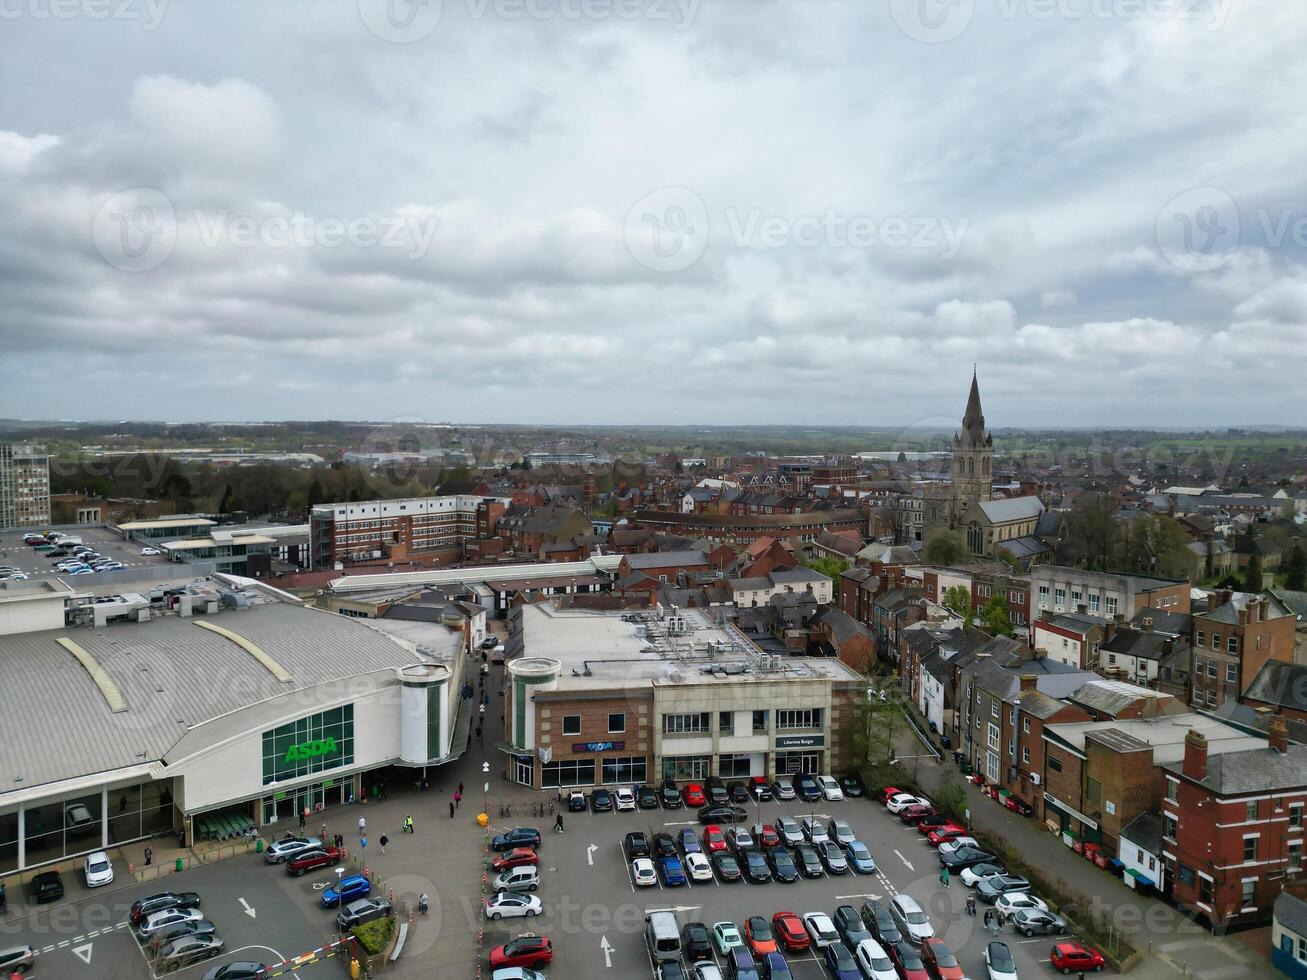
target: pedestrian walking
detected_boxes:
[320,823,327,842]
[458,782,464,795]
[358,815,366,836]
[299,808,307,830]
[454,790,462,808]
[418,893,429,916]
[404,814,413,834]
[144,846,153,867]
[554,812,564,833]
[939,866,950,888]
[379,833,389,854]
[449,801,455,819]
[966,895,976,916]
[360,836,367,853]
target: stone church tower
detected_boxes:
[949,369,993,526]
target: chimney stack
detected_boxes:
[1211,589,1232,610]
[1183,729,1209,781]
[1270,715,1290,754]
[1141,616,1154,631]
[1020,673,1038,692]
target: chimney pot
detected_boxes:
[1020,673,1038,692]
[1270,716,1290,754]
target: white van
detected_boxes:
[491,865,539,892]
[645,910,681,962]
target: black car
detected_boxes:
[833,904,872,948]
[697,803,747,824]
[660,780,683,809]
[657,962,685,980]
[727,781,750,803]
[682,921,713,962]
[481,636,499,649]
[130,891,202,925]
[839,773,866,797]
[636,785,660,809]
[707,784,730,806]
[976,874,1031,904]
[767,847,799,882]
[653,833,678,858]
[940,845,997,871]
[491,828,542,851]
[30,871,63,904]
[791,773,822,802]
[202,965,268,980]
[818,840,849,874]
[861,900,902,949]
[590,788,614,812]
[740,848,771,883]
[711,851,742,882]
[749,777,773,801]
[624,831,650,860]
[793,844,824,878]
[567,790,588,812]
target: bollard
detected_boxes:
[350,957,359,979]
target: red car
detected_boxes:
[752,824,781,849]
[921,939,965,980]
[1050,941,1104,974]
[927,825,968,846]
[879,785,904,804]
[917,814,953,834]
[703,825,727,853]
[491,847,539,872]
[889,941,930,980]
[285,846,341,876]
[771,911,810,952]
[489,936,553,970]
[683,783,707,807]
[899,804,936,824]
[744,915,778,956]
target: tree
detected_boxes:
[981,594,1014,637]
[805,557,849,601]
[924,528,969,566]
[307,479,324,511]
[218,483,234,515]
[1061,492,1117,570]
[1287,544,1306,592]
[942,585,972,622]
[932,769,967,823]
[1244,553,1264,593]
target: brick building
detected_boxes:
[310,494,507,567]
[1032,566,1191,620]
[1190,591,1297,712]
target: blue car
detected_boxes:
[845,839,877,874]
[761,951,792,980]
[678,828,702,854]
[822,941,860,980]
[659,855,687,886]
[491,828,542,851]
[321,875,370,907]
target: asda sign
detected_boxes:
[283,737,339,764]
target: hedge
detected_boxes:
[353,916,394,957]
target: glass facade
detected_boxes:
[540,759,595,787]
[601,756,647,784]
[661,754,710,781]
[108,780,173,846]
[262,706,354,785]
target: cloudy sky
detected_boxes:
[1,0,1305,428]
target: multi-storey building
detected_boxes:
[0,443,51,529]
[1032,565,1191,620]
[309,495,508,567]
[630,508,867,547]
[1190,591,1297,712]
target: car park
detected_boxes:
[492,828,542,851]
[818,841,848,874]
[822,941,860,980]
[145,920,217,954]
[632,858,658,887]
[995,891,1049,917]
[792,773,822,802]
[485,892,542,920]
[750,823,780,849]
[685,851,714,881]
[771,912,809,952]
[766,847,799,882]
[138,907,205,938]
[833,905,872,948]
[624,832,650,859]
[889,942,930,980]
[30,871,63,903]
[614,787,636,811]
[726,826,754,852]
[977,874,1031,904]
[703,825,727,852]
[743,915,778,956]
[637,784,661,809]
[740,848,771,883]
[921,938,965,980]
[1011,908,1067,937]
[156,934,225,970]
[0,945,36,974]
[899,804,936,825]
[712,852,741,882]
[286,845,342,876]
[802,911,838,948]
[775,816,803,846]
[854,938,898,980]
[861,900,902,949]
[728,781,750,803]
[84,850,114,887]
[659,855,687,886]
[492,865,540,892]
[1050,941,1105,974]
[322,875,370,906]
[654,832,678,857]
[264,836,322,863]
[489,936,553,970]
[590,788,614,812]
[793,844,823,878]
[131,892,201,924]
[845,839,876,873]
[337,897,391,929]
[683,921,714,962]
[493,847,541,871]
[816,774,844,800]
[839,773,865,797]
[984,941,1017,980]
[711,921,743,955]
[759,951,791,980]
[567,790,588,812]
[889,895,934,944]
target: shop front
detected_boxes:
[256,705,356,826]
[775,734,825,776]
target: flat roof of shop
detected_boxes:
[0,598,426,798]
[518,602,862,691]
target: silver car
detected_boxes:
[889,895,934,944]
[263,835,321,863]
[337,896,392,930]
[157,934,225,970]
[827,817,855,846]
[775,816,804,846]
[139,907,205,938]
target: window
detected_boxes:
[1166,777,1179,803]
[1199,876,1213,905]
[752,710,769,733]
[1208,660,1217,678]
[1088,594,1100,613]
[1207,690,1217,707]
[1196,657,1205,675]
[1105,596,1118,616]
[1022,746,1030,764]
[562,715,582,736]
[1291,842,1303,869]
[1226,664,1238,684]
[1039,585,1049,607]
[1010,591,1023,604]
[992,699,1000,719]
[1211,633,1219,651]
[1241,879,1255,905]
[1055,588,1066,608]
[1292,804,1303,830]
[261,705,355,786]
[1243,836,1258,862]
[1023,717,1030,734]
[1049,756,1062,773]
[1196,631,1205,647]
[1228,637,1238,654]
[607,713,625,734]
[717,753,752,778]
[662,712,710,734]
[1108,654,1117,665]
[1163,814,1178,841]
[718,711,734,736]
[1246,800,1258,821]
[777,708,822,730]
[601,756,646,784]
[541,759,596,787]
[1071,589,1083,605]
[987,724,1000,752]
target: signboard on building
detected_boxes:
[573,740,625,753]
[775,735,825,749]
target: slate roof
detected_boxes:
[624,550,711,570]
[1168,742,1307,795]
[995,535,1052,559]
[1069,679,1171,716]
[1128,608,1192,636]
[1046,612,1110,635]
[769,567,830,586]
[1100,627,1177,662]
[1275,892,1307,938]
[818,609,860,645]
[1016,688,1072,720]
[729,576,773,592]
[1271,589,1307,622]
[1199,591,1293,625]
[978,496,1045,524]
[1243,660,1307,713]
[1120,811,1163,854]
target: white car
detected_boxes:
[685,851,713,882]
[984,940,1018,980]
[692,965,724,980]
[84,851,113,887]
[138,907,204,937]
[614,787,636,811]
[484,891,542,919]
[855,939,899,980]
[776,815,804,846]
[995,892,1049,917]
[632,857,658,887]
[816,775,844,801]
[727,827,753,850]
[141,547,161,556]
[802,911,839,947]
[938,837,980,857]
[886,793,930,814]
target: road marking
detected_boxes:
[894,849,915,871]
[72,943,93,964]
[57,940,69,948]
[239,896,257,919]
[600,935,614,968]
[663,820,696,827]
[835,893,881,900]
[587,843,598,866]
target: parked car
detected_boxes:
[767,847,799,882]
[889,942,931,980]
[138,907,205,938]
[939,845,998,871]
[726,826,754,852]
[886,793,930,814]
[743,915,778,956]
[771,911,809,952]
[833,905,872,948]
[0,946,35,975]
[750,823,781,849]
[793,844,823,878]
[567,790,588,812]
[145,920,217,953]
[1049,941,1105,974]
[653,832,678,857]
[614,787,637,811]
[660,780,683,809]
[775,815,803,846]
[30,871,63,904]
[702,825,727,852]
[489,936,553,970]
[740,848,771,883]
[827,818,855,845]
[321,875,370,906]
[749,776,773,800]
[685,851,714,882]
[960,861,1007,887]
[157,934,225,971]
[491,865,540,893]
[492,828,542,851]
[839,773,865,797]
[682,921,714,962]
[823,941,860,980]
[995,891,1049,917]
[728,781,750,803]
[921,938,965,980]
[659,855,687,886]
[84,850,114,887]
[818,841,848,874]
[337,896,391,929]
[711,851,741,882]
[801,911,839,948]
[1011,908,1068,937]
[264,835,322,863]
[484,892,542,920]
[861,900,902,949]
[854,939,897,980]
[899,804,936,825]
[624,832,650,860]
[697,804,746,824]
[202,963,268,980]
[637,785,661,809]
[889,895,934,945]
[492,847,540,872]
[845,840,876,874]
[711,921,744,955]
[632,858,658,887]
[937,837,980,857]
[131,892,201,925]
[759,951,791,980]
[976,874,1031,904]
[286,846,342,876]
[816,775,844,801]
[792,773,822,802]
[926,825,968,846]
[590,788,614,812]
[800,817,829,844]
[770,779,797,800]
[984,941,1018,980]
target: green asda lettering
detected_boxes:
[283,737,339,763]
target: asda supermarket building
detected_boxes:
[0,574,470,876]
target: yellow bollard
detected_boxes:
[477,812,489,828]
[350,957,360,979]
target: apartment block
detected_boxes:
[0,443,51,529]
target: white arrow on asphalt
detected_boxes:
[239,897,256,919]
[894,850,915,872]
[587,844,598,866]
[72,944,93,964]
[600,935,614,968]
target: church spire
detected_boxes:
[962,367,985,442]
